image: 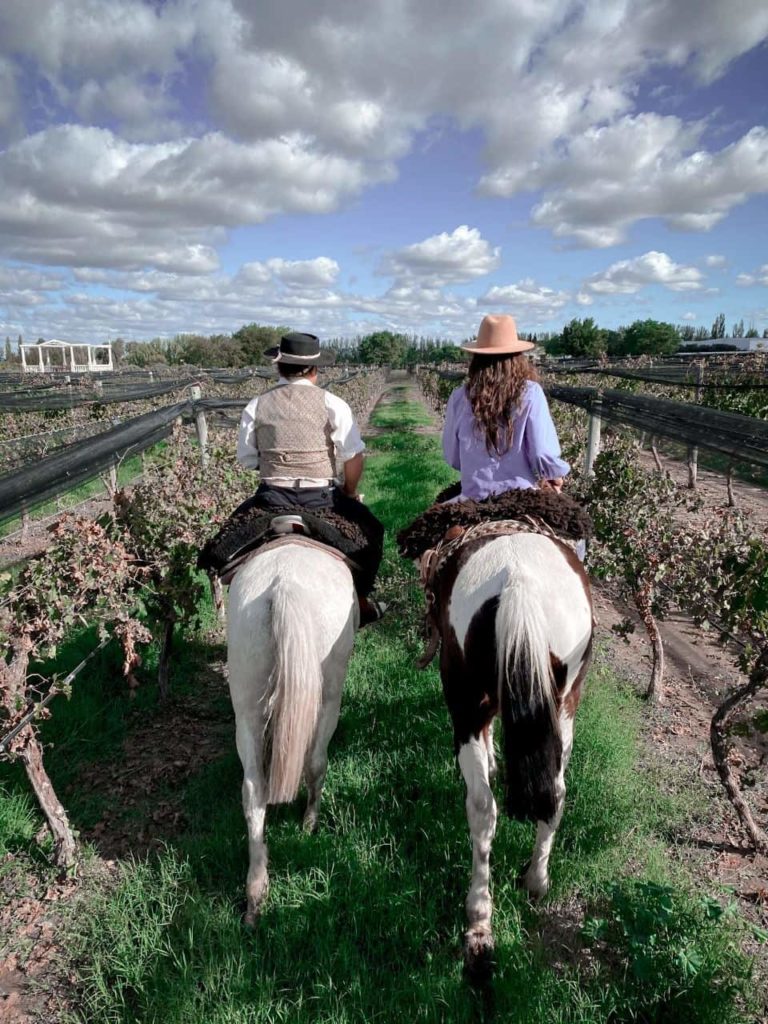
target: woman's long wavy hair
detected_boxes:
[466,353,539,455]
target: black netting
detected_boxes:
[546,364,768,389]
[0,370,369,523]
[547,385,768,468]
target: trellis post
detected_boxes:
[687,362,704,489]
[584,392,602,476]
[190,384,209,468]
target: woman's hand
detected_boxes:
[540,477,564,493]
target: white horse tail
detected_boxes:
[265,577,323,804]
[496,576,563,823]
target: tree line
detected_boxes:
[3,311,767,369]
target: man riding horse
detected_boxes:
[233,331,386,626]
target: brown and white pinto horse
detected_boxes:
[432,527,593,970]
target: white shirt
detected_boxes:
[236,377,365,487]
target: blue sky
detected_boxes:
[0,0,766,344]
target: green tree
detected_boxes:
[358,331,409,366]
[177,334,244,367]
[124,339,169,367]
[232,323,290,365]
[711,312,726,339]
[732,319,745,338]
[554,318,605,358]
[602,328,626,357]
[621,319,680,356]
[746,326,759,338]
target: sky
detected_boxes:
[0,0,767,346]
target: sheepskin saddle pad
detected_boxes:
[397,482,591,561]
[198,504,367,577]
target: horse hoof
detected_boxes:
[302,810,318,833]
[463,928,495,984]
[515,863,548,900]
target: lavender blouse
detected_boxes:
[442,381,570,500]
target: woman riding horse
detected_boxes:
[442,314,569,499]
[435,314,593,973]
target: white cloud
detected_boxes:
[478,279,570,321]
[384,226,500,286]
[528,120,768,247]
[681,311,697,320]
[0,125,392,271]
[704,254,727,268]
[0,0,765,270]
[736,265,768,287]
[583,251,706,294]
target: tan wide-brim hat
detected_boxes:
[461,314,535,355]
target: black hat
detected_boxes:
[264,332,336,366]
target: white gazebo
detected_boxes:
[20,339,114,373]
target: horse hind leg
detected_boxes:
[458,734,498,977]
[302,640,350,833]
[234,715,269,925]
[302,689,343,833]
[521,710,574,899]
[483,719,498,782]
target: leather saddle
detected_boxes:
[219,515,360,585]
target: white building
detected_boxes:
[20,339,114,373]
[681,336,768,352]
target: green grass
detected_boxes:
[0,385,759,1022]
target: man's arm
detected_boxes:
[326,391,366,491]
[235,398,260,470]
[342,452,364,496]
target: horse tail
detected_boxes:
[264,577,323,804]
[496,576,562,822]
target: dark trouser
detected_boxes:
[233,483,384,597]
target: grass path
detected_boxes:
[1,383,758,1023]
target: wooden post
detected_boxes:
[584,393,602,476]
[687,362,704,489]
[190,384,209,468]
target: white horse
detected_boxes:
[431,529,593,974]
[226,541,358,924]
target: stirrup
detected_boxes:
[270,514,310,537]
[359,597,388,628]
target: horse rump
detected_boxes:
[496,579,563,823]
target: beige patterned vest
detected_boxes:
[253,383,337,481]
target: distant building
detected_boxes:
[20,338,114,373]
[678,336,768,353]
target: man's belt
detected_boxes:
[261,478,336,490]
